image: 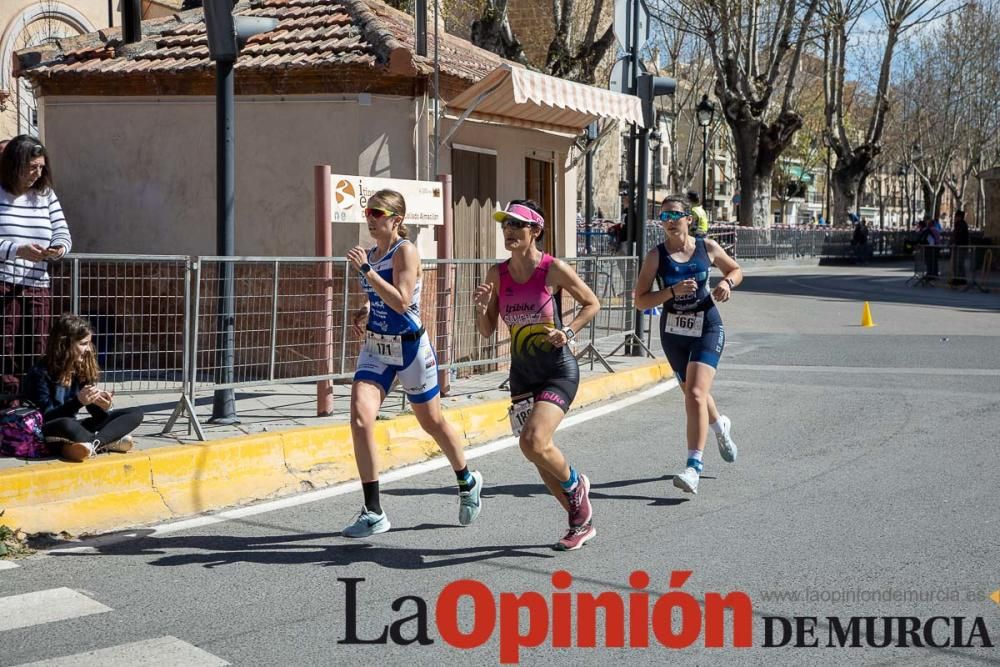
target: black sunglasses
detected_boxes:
[499,217,535,229]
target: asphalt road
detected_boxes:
[2,262,999,666]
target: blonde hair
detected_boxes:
[367,189,408,238]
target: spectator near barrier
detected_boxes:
[921,217,942,278]
[950,210,971,285]
[0,136,72,398]
[21,313,143,462]
[851,217,869,264]
[687,191,710,237]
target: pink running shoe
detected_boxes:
[565,473,592,527]
[554,523,596,551]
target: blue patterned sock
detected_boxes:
[456,467,475,490]
[560,466,579,491]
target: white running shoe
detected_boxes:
[458,470,484,526]
[673,466,700,494]
[342,506,391,538]
[714,415,737,463]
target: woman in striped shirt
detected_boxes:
[0,135,71,397]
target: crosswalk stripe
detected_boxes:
[0,588,111,632]
[0,560,19,570]
[12,636,229,666]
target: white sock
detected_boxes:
[709,419,725,434]
[687,449,703,462]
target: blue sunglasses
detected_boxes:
[659,210,689,222]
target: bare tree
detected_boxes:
[466,0,617,83]
[821,0,958,226]
[655,0,822,226]
[650,21,718,195]
[941,1,1000,215]
[772,135,825,225]
[885,1,1000,224]
[470,0,530,64]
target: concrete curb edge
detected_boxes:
[0,360,672,536]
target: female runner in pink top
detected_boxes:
[473,200,601,551]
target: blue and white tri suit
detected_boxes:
[656,237,725,383]
[354,239,439,403]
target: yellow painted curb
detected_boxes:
[0,360,672,536]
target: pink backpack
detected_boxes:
[0,404,50,458]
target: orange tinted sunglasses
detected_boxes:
[364,207,398,220]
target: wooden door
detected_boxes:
[451,149,498,372]
[452,149,498,260]
[525,157,555,255]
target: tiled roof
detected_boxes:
[17,0,505,85]
[148,0,187,10]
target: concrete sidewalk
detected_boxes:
[0,334,672,536]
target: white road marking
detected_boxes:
[0,588,111,632]
[0,560,20,570]
[48,379,679,549]
[726,363,1000,376]
[13,636,229,666]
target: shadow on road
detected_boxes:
[383,477,699,505]
[49,528,559,569]
[738,267,999,312]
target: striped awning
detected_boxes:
[445,64,645,135]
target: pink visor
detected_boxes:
[493,203,545,228]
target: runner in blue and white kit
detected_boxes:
[342,189,482,537]
[635,194,742,495]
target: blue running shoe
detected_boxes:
[342,506,390,538]
[459,470,483,526]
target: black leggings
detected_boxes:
[43,407,144,445]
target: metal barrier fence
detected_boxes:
[2,254,643,440]
[907,245,998,291]
[1,255,191,399]
[579,223,916,261]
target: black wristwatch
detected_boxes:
[359,262,372,277]
[725,277,735,289]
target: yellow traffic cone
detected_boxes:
[861,301,875,327]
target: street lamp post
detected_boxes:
[649,129,661,220]
[696,95,715,206]
[203,1,277,424]
[897,164,908,229]
[911,143,923,223]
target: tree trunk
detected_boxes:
[829,145,877,227]
[470,1,528,64]
[832,166,862,227]
[726,104,800,227]
[921,181,935,220]
[731,117,760,226]
[752,176,773,227]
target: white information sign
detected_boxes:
[613,0,649,50]
[329,175,444,225]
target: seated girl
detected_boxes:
[22,313,143,462]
